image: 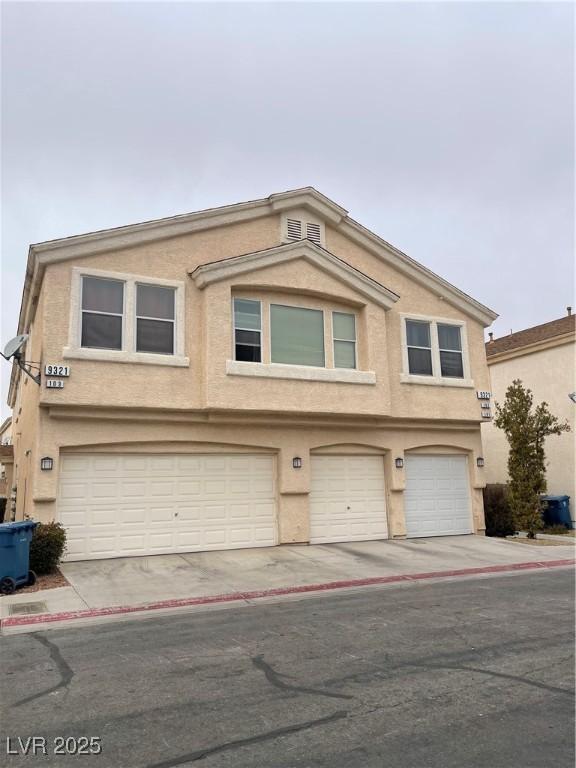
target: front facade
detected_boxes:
[482,312,576,524]
[7,188,497,560]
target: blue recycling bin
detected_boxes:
[541,495,572,529]
[0,520,38,594]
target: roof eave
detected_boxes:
[190,240,400,310]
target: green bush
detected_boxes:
[483,484,515,538]
[29,521,67,574]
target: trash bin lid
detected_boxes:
[0,520,38,532]
[541,495,570,502]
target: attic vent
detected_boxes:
[306,222,322,245]
[286,218,303,241]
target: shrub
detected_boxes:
[29,521,67,574]
[483,484,515,538]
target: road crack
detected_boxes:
[13,633,74,707]
[145,710,348,766]
[252,654,354,700]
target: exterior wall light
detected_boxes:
[40,457,54,471]
[476,457,485,468]
[395,457,404,469]
[292,456,302,469]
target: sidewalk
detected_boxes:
[1,535,574,633]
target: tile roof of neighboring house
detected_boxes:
[486,313,575,358]
[0,445,13,459]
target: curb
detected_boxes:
[2,557,574,631]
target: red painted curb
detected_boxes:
[2,557,574,630]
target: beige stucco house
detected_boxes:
[6,188,498,560]
[482,311,576,524]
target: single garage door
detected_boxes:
[404,455,473,537]
[309,455,388,543]
[58,453,277,561]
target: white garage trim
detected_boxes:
[404,454,473,538]
[58,453,277,561]
[309,455,388,543]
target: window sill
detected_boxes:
[63,347,189,367]
[400,373,474,389]
[226,360,376,385]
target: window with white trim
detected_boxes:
[332,312,357,369]
[406,319,433,376]
[81,276,124,350]
[234,299,262,362]
[136,284,175,355]
[403,317,466,380]
[437,323,464,378]
[72,270,186,363]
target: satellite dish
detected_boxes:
[2,334,29,360]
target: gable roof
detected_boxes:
[190,240,400,310]
[486,313,575,359]
[14,188,498,341]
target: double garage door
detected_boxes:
[58,452,473,561]
[59,454,277,561]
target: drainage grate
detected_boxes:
[9,602,48,616]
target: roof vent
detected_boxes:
[286,218,303,241]
[306,222,322,245]
[567,306,572,316]
[488,332,494,342]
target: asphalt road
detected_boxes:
[1,569,574,768]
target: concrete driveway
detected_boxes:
[64,535,575,605]
[2,535,574,626]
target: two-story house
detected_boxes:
[7,188,497,560]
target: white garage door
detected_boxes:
[310,456,388,543]
[58,453,277,561]
[404,455,473,537]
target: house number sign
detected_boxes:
[477,390,492,420]
[45,365,70,377]
[46,379,64,389]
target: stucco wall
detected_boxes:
[26,412,486,540]
[482,340,576,521]
[30,212,490,420]
[11,206,494,533]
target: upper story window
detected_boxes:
[233,299,262,362]
[232,298,359,371]
[81,277,124,350]
[136,284,175,355]
[406,319,433,376]
[403,316,469,383]
[66,268,188,367]
[332,312,357,369]
[437,323,463,378]
[270,305,325,367]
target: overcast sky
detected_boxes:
[1,1,573,417]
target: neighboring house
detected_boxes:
[6,188,497,561]
[482,311,576,524]
[0,416,12,445]
[0,418,13,519]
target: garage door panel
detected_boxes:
[58,453,277,560]
[310,456,388,544]
[404,455,472,537]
